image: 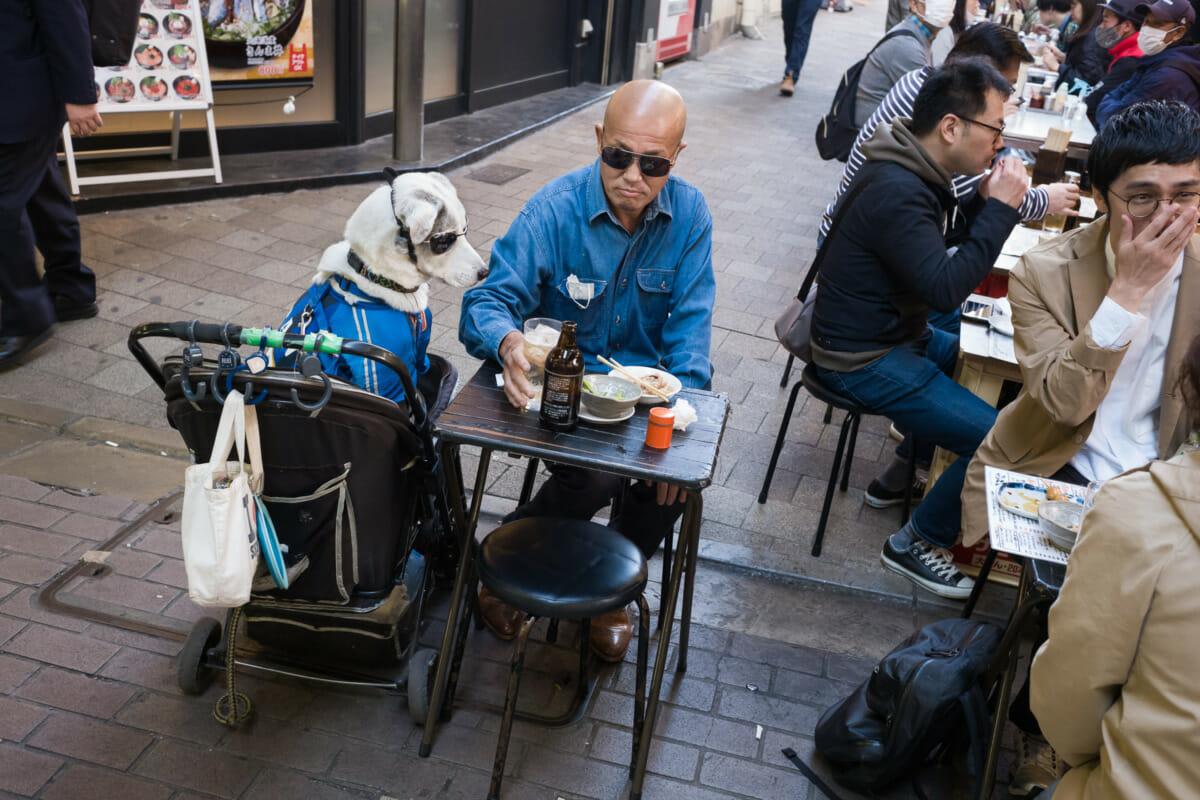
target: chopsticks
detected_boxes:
[596,355,674,401]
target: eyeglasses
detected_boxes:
[428,224,469,254]
[1108,190,1200,218]
[961,117,1006,142]
[600,146,676,178]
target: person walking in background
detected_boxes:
[0,0,101,371]
[780,0,826,96]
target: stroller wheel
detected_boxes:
[407,648,438,725]
[178,617,222,695]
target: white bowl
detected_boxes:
[1038,500,1083,553]
[607,366,681,405]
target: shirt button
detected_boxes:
[621,279,627,287]
[615,316,621,325]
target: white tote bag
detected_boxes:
[181,389,263,607]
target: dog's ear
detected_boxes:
[381,166,401,183]
[394,189,442,245]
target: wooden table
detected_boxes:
[418,362,729,799]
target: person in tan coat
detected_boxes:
[958,100,1200,795]
[1029,334,1200,800]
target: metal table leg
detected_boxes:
[630,493,699,800]
[420,448,492,756]
[677,493,702,674]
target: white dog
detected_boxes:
[277,169,487,403]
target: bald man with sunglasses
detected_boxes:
[459,80,715,662]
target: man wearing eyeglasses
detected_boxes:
[959,100,1200,797]
[459,79,714,662]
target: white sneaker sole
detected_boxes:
[880,550,974,599]
[864,492,906,509]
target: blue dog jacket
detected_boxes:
[275,276,430,403]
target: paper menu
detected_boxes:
[983,466,1088,565]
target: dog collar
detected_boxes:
[346,249,419,294]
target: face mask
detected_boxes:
[1095,25,1124,49]
[1138,25,1179,55]
[920,0,955,28]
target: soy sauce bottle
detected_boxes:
[540,321,584,432]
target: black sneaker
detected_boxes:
[865,474,926,509]
[881,538,974,599]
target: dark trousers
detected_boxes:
[781,0,824,78]
[505,463,684,560]
[0,135,94,336]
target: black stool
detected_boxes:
[759,364,916,557]
[475,517,651,800]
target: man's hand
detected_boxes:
[1043,182,1081,218]
[649,481,686,506]
[66,103,102,137]
[1109,204,1200,311]
[980,157,1029,210]
[498,331,537,408]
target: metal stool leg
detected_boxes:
[962,548,998,619]
[823,404,833,424]
[779,353,794,388]
[759,379,805,504]
[901,443,918,526]
[631,594,651,778]
[839,413,861,492]
[518,457,539,506]
[812,410,856,557]
[488,615,537,800]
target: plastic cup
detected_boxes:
[522,317,561,383]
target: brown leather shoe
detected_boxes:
[478,586,523,641]
[589,608,633,662]
[780,75,795,96]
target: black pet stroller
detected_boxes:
[128,320,464,725]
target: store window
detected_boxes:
[365,0,463,115]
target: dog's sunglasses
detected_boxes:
[427,224,468,255]
[600,146,675,178]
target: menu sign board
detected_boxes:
[200,0,315,84]
[94,0,213,112]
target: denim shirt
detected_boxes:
[459,159,715,389]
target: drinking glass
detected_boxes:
[522,317,561,384]
[1041,171,1080,234]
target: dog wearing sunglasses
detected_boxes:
[276,169,487,403]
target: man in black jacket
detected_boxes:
[811,59,1026,598]
[0,0,101,370]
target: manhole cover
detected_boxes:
[468,163,530,186]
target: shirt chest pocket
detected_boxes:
[635,268,675,331]
[550,277,609,340]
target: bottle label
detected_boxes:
[541,368,579,424]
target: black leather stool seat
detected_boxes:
[477,518,648,619]
[800,365,865,413]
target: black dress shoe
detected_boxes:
[0,327,54,371]
[52,296,99,322]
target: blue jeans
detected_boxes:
[782,0,824,78]
[814,328,997,547]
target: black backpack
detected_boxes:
[86,0,142,67]
[815,27,923,162]
[814,619,1001,796]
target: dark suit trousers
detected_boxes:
[504,463,684,560]
[0,135,94,336]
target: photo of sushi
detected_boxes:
[137,14,159,38]
[134,44,164,69]
[164,12,192,37]
[167,44,197,68]
[140,76,169,101]
[104,76,136,102]
[172,75,202,100]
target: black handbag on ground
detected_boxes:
[773,172,875,364]
[814,618,1002,796]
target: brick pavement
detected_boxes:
[0,6,1024,799]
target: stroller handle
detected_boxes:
[127,320,429,428]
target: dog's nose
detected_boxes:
[476,267,490,281]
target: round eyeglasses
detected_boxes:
[1108,190,1200,219]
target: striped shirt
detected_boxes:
[819,67,1049,239]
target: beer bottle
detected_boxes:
[540,321,584,431]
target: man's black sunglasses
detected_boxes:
[600,146,675,178]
